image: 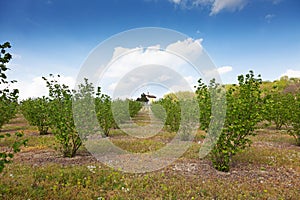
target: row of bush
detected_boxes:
[20,75,143,157]
[1,42,299,173]
[152,71,300,172]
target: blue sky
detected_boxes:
[1,0,300,99]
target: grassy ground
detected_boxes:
[0,111,299,199]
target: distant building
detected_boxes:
[146,94,156,104]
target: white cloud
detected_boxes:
[112,46,133,60]
[158,75,172,82]
[169,0,284,15]
[170,0,182,4]
[98,38,205,98]
[15,75,75,100]
[201,66,233,83]
[265,14,275,23]
[217,66,233,74]
[210,0,247,15]
[102,38,203,80]
[281,69,300,78]
[184,75,198,90]
[166,38,204,60]
[269,0,282,5]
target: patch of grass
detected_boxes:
[25,134,56,149]
[182,142,202,159]
[1,163,299,200]
[111,138,165,153]
[233,145,300,168]
[1,124,33,132]
[253,129,296,144]
[1,114,300,199]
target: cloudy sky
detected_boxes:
[1,0,299,99]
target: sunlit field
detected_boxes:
[1,111,299,200]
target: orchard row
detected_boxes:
[1,42,299,173]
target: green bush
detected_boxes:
[0,42,18,130]
[152,96,181,132]
[195,79,213,131]
[288,92,300,145]
[263,91,293,129]
[129,99,143,117]
[111,99,143,127]
[20,97,51,135]
[95,87,115,137]
[0,42,27,173]
[209,71,262,172]
[0,132,27,173]
[43,74,81,157]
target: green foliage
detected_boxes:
[111,99,128,125]
[129,100,143,117]
[209,71,262,172]
[0,42,19,130]
[152,96,181,132]
[261,77,300,145]
[95,87,114,137]
[159,91,199,140]
[111,99,143,127]
[152,95,199,141]
[195,79,214,131]
[163,91,195,101]
[43,74,81,157]
[20,97,51,135]
[0,132,28,173]
[0,42,27,173]
[288,92,300,145]
[178,99,199,141]
[262,88,294,129]
[73,78,99,139]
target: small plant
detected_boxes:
[263,90,293,129]
[0,132,28,173]
[179,99,199,141]
[95,87,115,137]
[203,71,262,172]
[152,96,181,132]
[20,97,51,135]
[0,42,27,173]
[129,99,143,117]
[288,92,300,145]
[43,74,81,157]
[110,98,143,129]
[195,79,212,131]
[0,42,19,130]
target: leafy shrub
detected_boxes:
[20,97,51,135]
[209,71,262,172]
[95,87,115,137]
[152,95,199,140]
[152,96,181,132]
[263,90,293,129]
[178,98,199,141]
[0,42,27,173]
[111,99,143,127]
[0,132,27,173]
[288,92,300,145]
[196,71,262,172]
[129,99,143,117]
[0,42,18,130]
[43,74,81,157]
[195,79,213,131]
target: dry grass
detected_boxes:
[1,113,299,199]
